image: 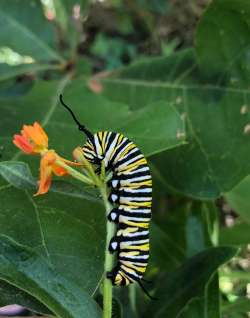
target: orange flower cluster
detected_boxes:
[13,122,78,196]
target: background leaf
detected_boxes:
[100,48,250,199]
[146,247,237,318]
[0,0,64,82]
[225,175,250,223]
[196,0,250,86]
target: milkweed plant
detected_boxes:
[13,121,116,318]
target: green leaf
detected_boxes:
[100,49,250,199]
[0,0,62,61]
[101,49,197,108]
[0,280,50,315]
[204,273,220,318]
[0,79,184,165]
[177,273,220,318]
[0,161,100,202]
[222,297,250,314]
[0,183,105,300]
[150,222,185,272]
[177,297,204,318]
[177,205,220,318]
[119,100,186,156]
[147,247,237,318]
[196,0,250,86]
[220,222,250,245]
[0,161,35,189]
[0,0,64,81]
[0,63,61,82]
[225,175,250,223]
[0,235,101,318]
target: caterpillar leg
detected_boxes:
[108,236,120,253]
[107,208,120,223]
[108,189,119,204]
[107,176,120,189]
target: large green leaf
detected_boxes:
[0,0,64,81]
[118,100,185,156]
[196,0,250,86]
[0,235,101,318]
[100,48,250,199]
[0,79,184,165]
[0,181,105,312]
[146,247,237,318]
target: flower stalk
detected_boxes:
[54,159,94,185]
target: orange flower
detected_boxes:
[35,150,70,196]
[13,122,79,196]
[13,122,48,154]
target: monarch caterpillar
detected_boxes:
[60,95,154,299]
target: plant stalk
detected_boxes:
[100,182,116,318]
[55,160,94,185]
[69,149,116,317]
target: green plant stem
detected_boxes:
[100,182,116,318]
[66,150,116,317]
[55,160,94,185]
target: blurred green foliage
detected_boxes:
[0,0,250,317]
